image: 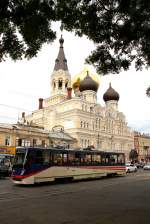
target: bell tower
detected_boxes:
[51,35,71,96]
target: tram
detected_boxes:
[11,147,126,184]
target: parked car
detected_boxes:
[134,162,145,168]
[143,162,150,170]
[126,163,137,173]
[0,155,12,178]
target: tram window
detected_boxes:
[74,152,81,165]
[62,153,68,164]
[110,155,117,164]
[53,153,63,165]
[80,153,85,164]
[35,150,44,164]
[84,154,92,164]
[68,153,75,164]
[101,156,105,164]
[118,154,125,164]
[105,154,110,164]
[105,157,109,164]
[79,153,88,164]
[92,154,101,164]
[43,151,50,164]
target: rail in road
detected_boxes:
[1,170,150,224]
[0,170,150,203]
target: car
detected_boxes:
[134,162,145,168]
[143,162,150,170]
[126,163,137,173]
[0,156,13,178]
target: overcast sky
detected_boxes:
[0,22,150,133]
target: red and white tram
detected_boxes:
[11,147,126,185]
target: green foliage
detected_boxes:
[146,86,150,97]
[0,0,56,61]
[0,0,150,75]
[56,0,150,74]
[129,149,138,161]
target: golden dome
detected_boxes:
[72,67,100,89]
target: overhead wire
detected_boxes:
[0,103,33,112]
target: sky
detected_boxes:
[0,22,150,133]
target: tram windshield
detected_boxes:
[25,148,50,166]
[13,148,27,167]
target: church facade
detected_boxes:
[22,36,134,160]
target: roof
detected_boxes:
[103,83,120,102]
[79,72,98,92]
[49,131,76,142]
[54,35,68,71]
[0,123,14,130]
[0,123,76,142]
[0,123,48,134]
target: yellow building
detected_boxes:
[0,123,76,150]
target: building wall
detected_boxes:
[24,94,134,161]
[134,133,150,161]
[0,129,16,146]
[0,122,77,152]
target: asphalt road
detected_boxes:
[0,169,150,224]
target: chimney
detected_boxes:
[67,87,72,99]
[39,98,43,109]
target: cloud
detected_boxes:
[129,120,150,133]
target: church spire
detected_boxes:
[54,35,68,71]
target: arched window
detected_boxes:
[85,139,87,147]
[58,80,62,89]
[53,82,56,89]
[96,118,98,128]
[80,139,82,147]
[81,139,84,147]
[99,119,101,129]
[81,121,83,128]
[65,81,68,88]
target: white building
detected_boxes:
[22,36,134,160]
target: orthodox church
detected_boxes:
[21,36,134,160]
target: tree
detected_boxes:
[0,0,150,76]
[129,149,138,162]
[56,0,150,75]
[0,0,56,61]
[146,86,150,97]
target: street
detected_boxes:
[0,169,150,224]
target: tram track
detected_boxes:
[0,171,150,203]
